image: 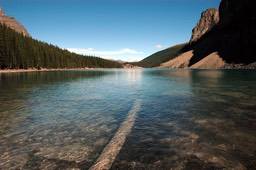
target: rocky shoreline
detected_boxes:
[222,63,256,69]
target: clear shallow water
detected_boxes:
[0,69,256,169]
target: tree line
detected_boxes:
[0,23,123,69]
[131,43,186,68]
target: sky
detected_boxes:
[1,0,221,61]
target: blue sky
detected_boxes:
[1,0,221,61]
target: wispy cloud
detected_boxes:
[67,48,143,56]
[156,44,163,49]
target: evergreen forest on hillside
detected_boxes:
[0,24,123,69]
[132,43,187,68]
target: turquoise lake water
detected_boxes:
[0,69,256,169]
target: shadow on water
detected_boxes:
[1,69,256,169]
[0,70,112,87]
[187,70,256,169]
[111,69,256,169]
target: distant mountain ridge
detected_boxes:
[132,8,220,68]
[0,7,30,37]
[131,43,186,68]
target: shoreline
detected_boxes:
[0,68,116,73]
[1,66,255,73]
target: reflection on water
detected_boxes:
[0,69,256,169]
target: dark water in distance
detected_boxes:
[0,69,256,169]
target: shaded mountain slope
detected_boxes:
[185,0,256,67]
[133,43,187,68]
[161,0,256,69]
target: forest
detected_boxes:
[131,43,186,68]
[0,24,123,69]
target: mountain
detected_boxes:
[132,43,186,68]
[189,8,219,44]
[161,0,256,69]
[0,8,30,37]
[161,8,221,68]
[0,23,123,69]
[215,0,256,65]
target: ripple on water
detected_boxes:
[1,69,256,169]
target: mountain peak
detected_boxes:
[0,7,30,37]
[189,8,219,43]
[0,8,5,16]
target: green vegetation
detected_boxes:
[0,24,123,69]
[132,43,187,68]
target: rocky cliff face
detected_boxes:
[217,0,256,64]
[187,0,256,66]
[190,8,219,43]
[161,0,256,69]
[219,0,256,30]
[0,8,30,37]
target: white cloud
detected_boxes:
[126,58,141,62]
[156,44,163,49]
[107,58,142,63]
[67,48,143,56]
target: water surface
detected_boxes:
[0,69,256,169]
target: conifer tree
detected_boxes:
[0,23,123,69]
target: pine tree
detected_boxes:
[0,23,123,69]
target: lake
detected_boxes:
[0,69,256,169]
